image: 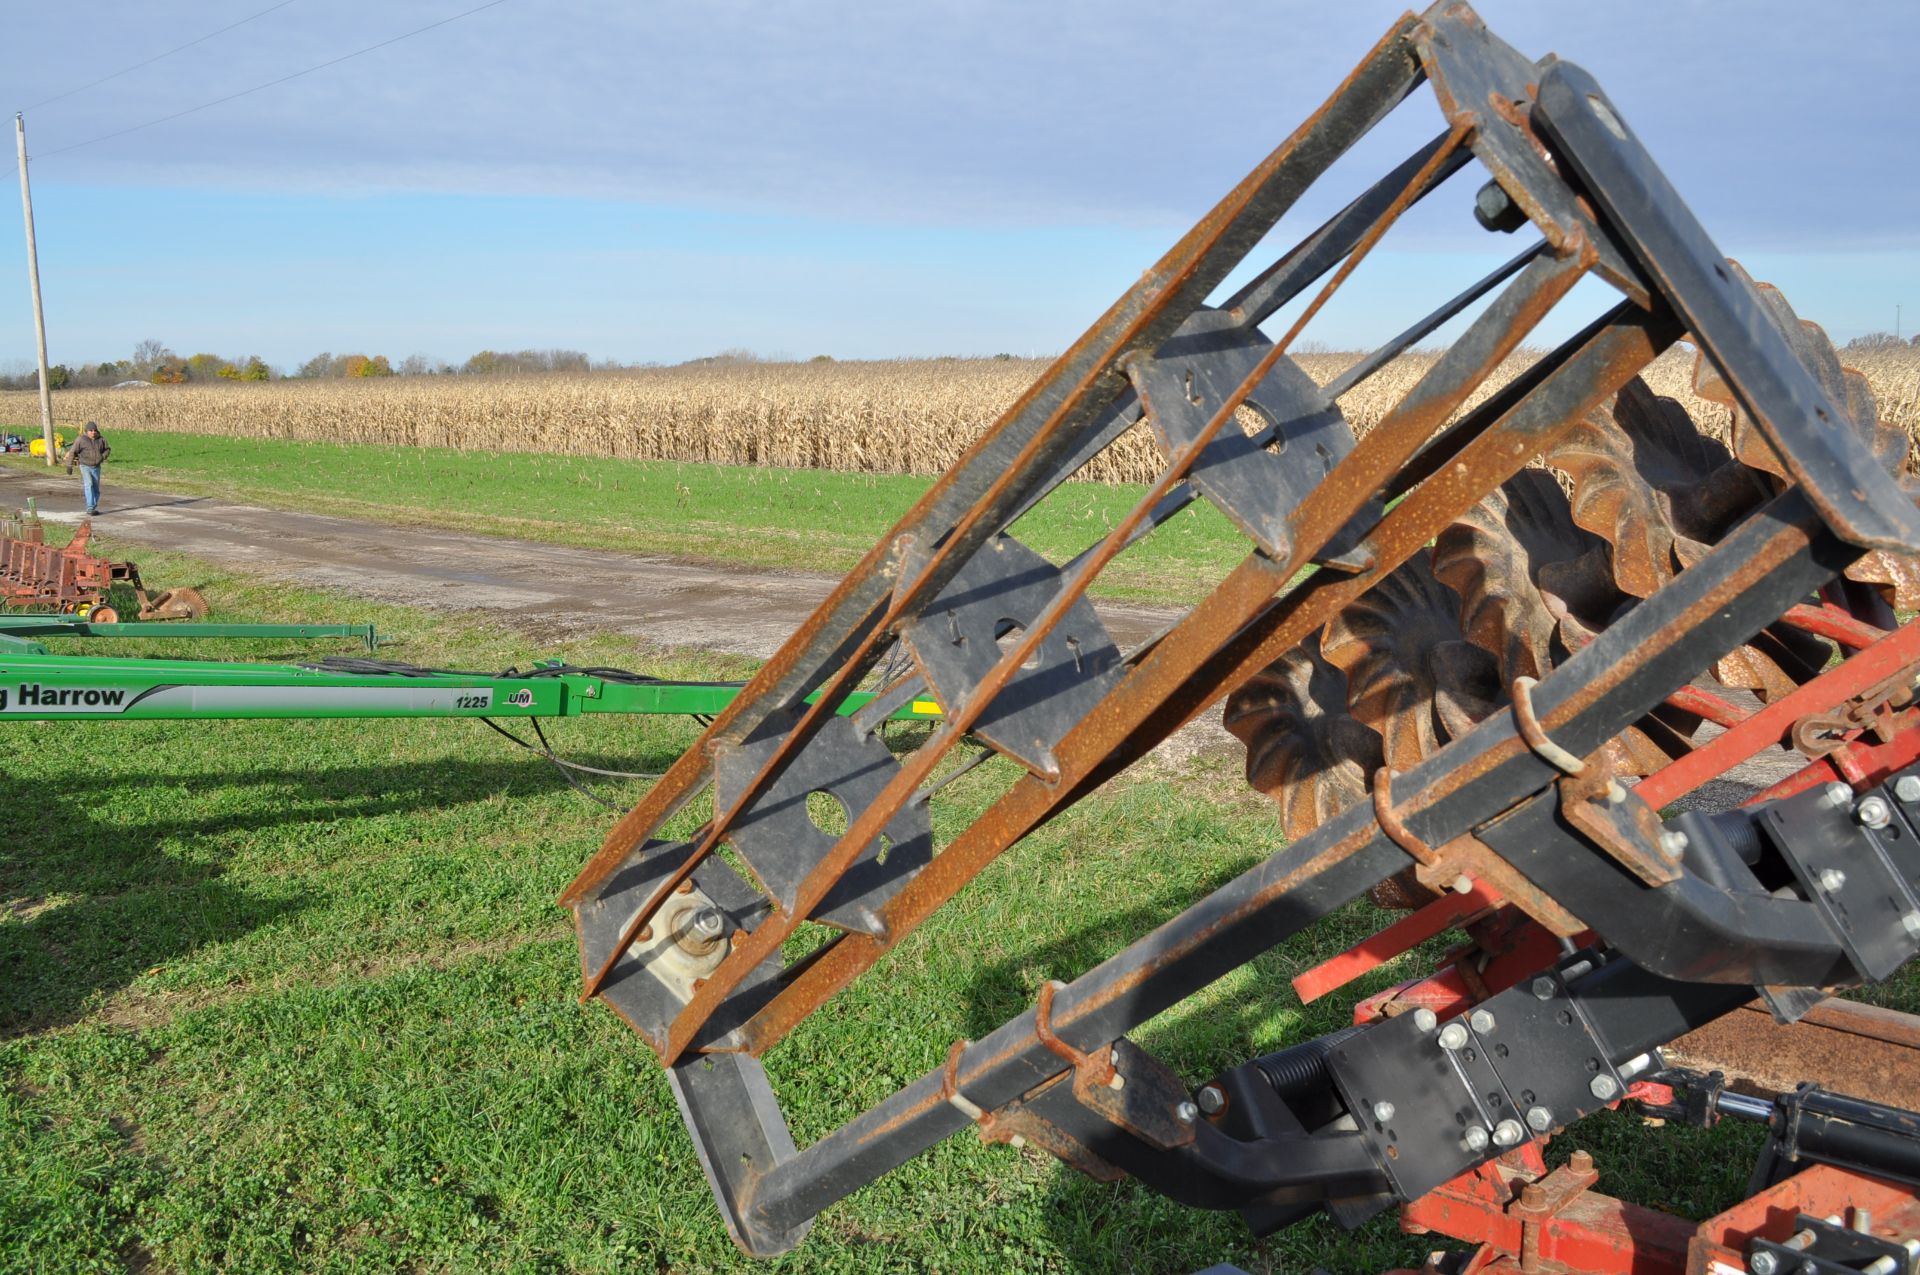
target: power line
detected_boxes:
[31,0,515,161]
[20,0,305,113]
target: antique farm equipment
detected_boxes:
[559,5,1920,1271]
[0,508,207,622]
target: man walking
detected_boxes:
[64,421,110,516]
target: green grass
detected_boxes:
[5,532,1917,1273]
[0,538,1438,1273]
[0,435,1251,606]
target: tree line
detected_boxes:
[0,342,614,391]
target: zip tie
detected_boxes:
[942,1040,986,1121]
[1511,676,1588,776]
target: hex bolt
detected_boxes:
[1519,1183,1547,1210]
[1473,179,1527,233]
[1660,830,1689,859]
[1437,1022,1471,1051]
[1531,976,1556,1001]
[1372,1101,1396,1124]
[1526,1106,1554,1133]
[1818,868,1847,893]
[1856,795,1893,829]
[1570,1150,1595,1174]
[1749,1253,1779,1275]
[1469,1008,1496,1035]
[1826,781,1856,809]
[1896,775,1920,804]
[1590,1073,1621,1101]
[1491,1118,1526,1148]
[676,906,728,956]
[1175,1101,1200,1124]
[1412,1007,1438,1033]
[1195,1085,1226,1116]
[1462,1125,1491,1152]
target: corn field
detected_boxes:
[6,344,1920,485]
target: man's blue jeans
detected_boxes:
[78,464,100,513]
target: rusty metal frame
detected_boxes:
[561,2,1920,1257]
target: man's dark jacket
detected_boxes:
[68,433,110,467]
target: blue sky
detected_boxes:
[2,1,1915,372]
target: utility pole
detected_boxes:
[15,112,55,466]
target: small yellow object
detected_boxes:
[910,699,943,717]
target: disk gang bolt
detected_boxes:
[1856,795,1893,829]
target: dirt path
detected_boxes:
[0,467,1182,660]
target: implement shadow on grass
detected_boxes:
[0,751,655,1038]
[955,878,1437,1273]
[0,772,306,1038]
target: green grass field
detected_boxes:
[0,535,1436,1273]
[1,528,1907,1273]
[0,434,1249,606]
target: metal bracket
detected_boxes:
[1069,1037,1197,1153]
[898,534,1122,779]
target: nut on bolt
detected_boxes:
[1175,1101,1200,1124]
[1856,795,1893,829]
[1490,1118,1525,1148]
[1818,868,1847,892]
[676,906,729,956]
[1590,1073,1621,1101]
[1749,1253,1779,1275]
[1825,781,1855,809]
[1461,1125,1491,1152]
[1412,1007,1438,1032]
[1437,1021,1470,1050]
[1372,1101,1396,1124]
[1473,179,1527,233]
